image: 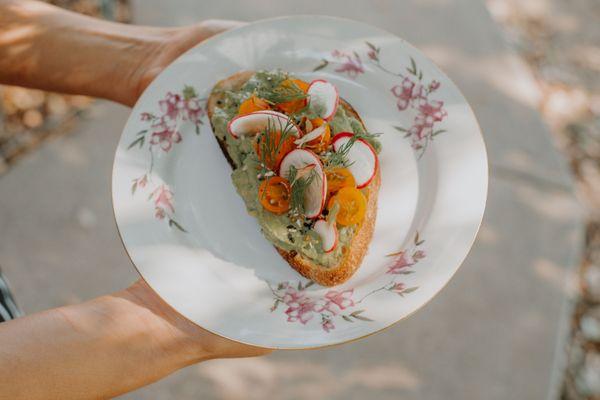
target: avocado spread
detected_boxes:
[210,70,380,267]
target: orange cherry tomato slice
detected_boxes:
[254,130,296,171]
[327,187,366,226]
[326,168,356,195]
[258,176,291,214]
[310,117,325,128]
[277,78,310,114]
[238,95,270,115]
[305,117,331,153]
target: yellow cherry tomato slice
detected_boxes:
[258,176,291,214]
[327,187,366,226]
[326,168,356,195]
[276,78,309,114]
[238,95,270,115]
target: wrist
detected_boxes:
[121,280,272,362]
[124,21,246,106]
[98,25,174,107]
[118,280,214,365]
[124,25,203,106]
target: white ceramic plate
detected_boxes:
[112,16,488,349]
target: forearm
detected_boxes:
[0,0,167,106]
[0,281,214,399]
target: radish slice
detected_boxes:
[294,124,327,147]
[227,111,300,138]
[279,149,327,218]
[307,80,339,121]
[313,219,338,253]
[332,132,378,189]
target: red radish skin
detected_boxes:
[307,79,339,121]
[279,149,327,218]
[227,110,300,139]
[332,132,379,189]
[313,219,338,253]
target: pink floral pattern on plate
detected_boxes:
[314,42,448,158]
[128,86,205,232]
[268,232,425,332]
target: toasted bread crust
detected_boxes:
[207,71,379,286]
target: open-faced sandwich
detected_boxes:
[207,70,381,286]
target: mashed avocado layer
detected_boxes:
[210,70,378,267]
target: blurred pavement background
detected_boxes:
[0,0,589,399]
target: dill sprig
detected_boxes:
[357,131,383,141]
[324,138,355,169]
[256,115,297,175]
[287,165,319,215]
[324,131,382,169]
[260,80,307,105]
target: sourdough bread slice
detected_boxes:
[207,71,380,286]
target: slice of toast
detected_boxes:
[207,71,380,286]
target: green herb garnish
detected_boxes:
[256,115,297,175]
[357,131,383,141]
[260,80,307,105]
[287,164,319,215]
[324,131,382,169]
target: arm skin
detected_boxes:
[0,281,269,399]
[0,1,269,399]
[0,0,241,106]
